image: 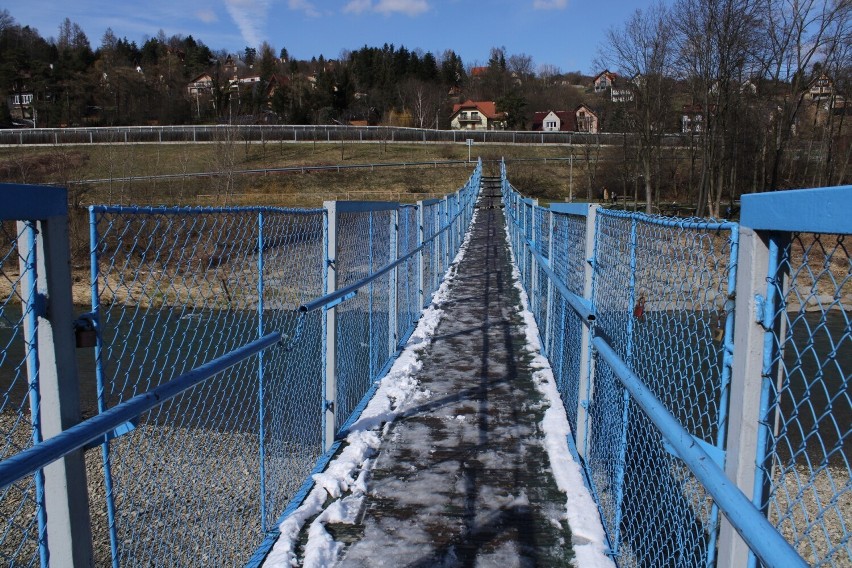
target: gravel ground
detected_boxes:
[1,411,320,566]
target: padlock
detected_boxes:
[73,315,97,348]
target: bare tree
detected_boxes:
[599,2,675,212]
[673,0,763,216]
[398,79,444,129]
[757,0,851,190]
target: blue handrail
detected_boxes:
[300,195,475,314]
[0,332,282,490]
[592,336,808,568]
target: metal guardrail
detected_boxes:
[501,162,849,567]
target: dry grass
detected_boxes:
[0,141,613,208]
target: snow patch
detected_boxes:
[263,211,479,568]
[503,221,615,568]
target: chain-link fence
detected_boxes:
[754,231,850,567]
[0,220,45,567]
[502,164,845,567]
[87,206,325,565]
[0,163,480,566]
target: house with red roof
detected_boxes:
[532,105,598,133]
[449,100,508,130]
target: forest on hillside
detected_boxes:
[0,1,850,214]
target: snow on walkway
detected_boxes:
[263,179,612,568]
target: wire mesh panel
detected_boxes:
[0,221,44,567]
[589,210,737,566]
[396,206,419,345]
[758,232,850,567]
[421,203,437,303]
[549,212,588,435]
[334,209,392,429]
[89,206,324,566]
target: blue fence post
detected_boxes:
[257,211,267,532]
[441,195,452,275]
[747,233,789,568]
[5,186,94,568]
[529,201,539,333]
[368,212,374,380]
[544,210,555,356]
[322,202,338,450]
[433,202,440,292]
[576,204,599,460]
[417,202,425,309]
[611,215,639,555]
[18,221,48,568]
[389,209,399,355]
[89,207,120,567]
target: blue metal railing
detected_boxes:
[0,163,481,566]
[500,160,834,567]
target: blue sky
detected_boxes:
[12,1,647,74]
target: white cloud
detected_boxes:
[343,0,372,14]
[533,0,567,9]
[375,0,429,15]
[344,0,429,17]
[224,0,270,46]
[288,0,321,17]
[196,9,218,23]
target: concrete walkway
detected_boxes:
[317,178,575,567]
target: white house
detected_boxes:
[449,100,507,130]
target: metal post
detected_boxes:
[20,214,95,567]
[432,202,439,292]
[576,204,599,459]
[256,212,267,531]
[530,201,539,331]
[322,202,338,450]
[417,202,425,309]
[718,226,777,567]
[544,210,555,357]
[389,209,399,354]
[443,197,450,272]
[611,215,638,554]
[89,208,119,567]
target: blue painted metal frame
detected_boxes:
[88,206,120,566]
[740,186,852,234]
[0,333,282,490]
[548,202,593,216]
[592,336,808,568]
[335,201,401,214]
[90,204,323,215]
[0,184,67,220]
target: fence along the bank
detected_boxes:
[503,162,850,568]
[0,160,480,566]
[0,124,680,147]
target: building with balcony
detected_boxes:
[449,100,507,130]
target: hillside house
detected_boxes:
[593,70,635,103]
[681,104,710,133]
[6,91,35,127]
[187,73,214,96]
[532,105,598,134]
[809,73,833,100]
[592,70,617,93]
[449,100,507,130]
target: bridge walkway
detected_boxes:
[283,177,590,566]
